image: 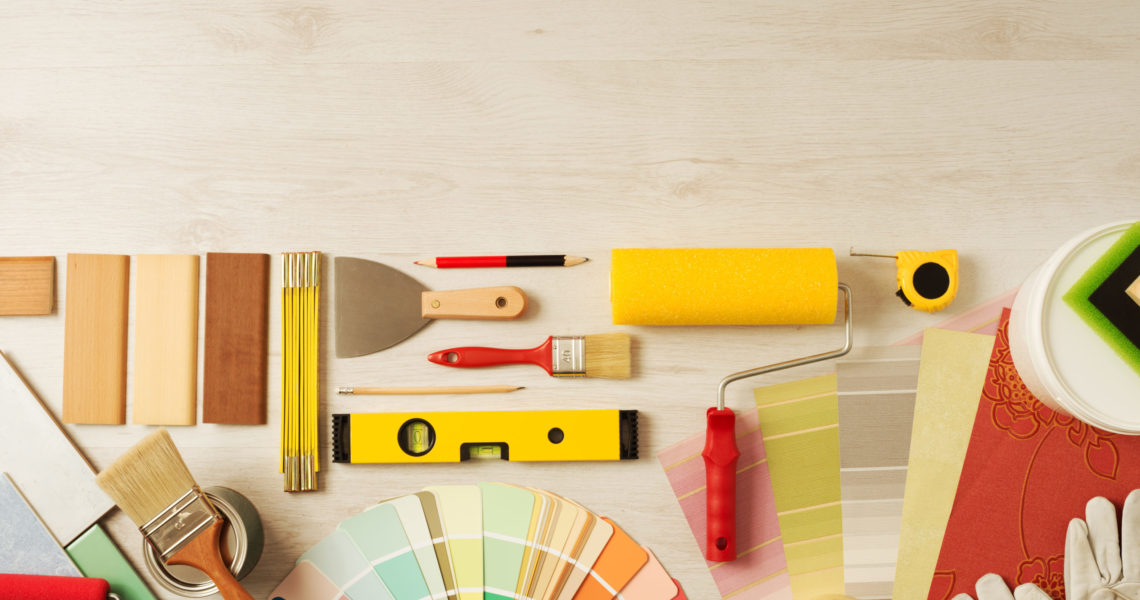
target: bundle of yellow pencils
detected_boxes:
[281,252,320,492]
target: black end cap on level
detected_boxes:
[619,410,639,460]
[332,414,351,463]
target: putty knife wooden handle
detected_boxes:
[421,286,527,319]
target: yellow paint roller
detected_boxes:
[611,248,838,325]
[610,248,852,563]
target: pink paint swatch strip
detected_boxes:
[658,410,792,600]
[894,288,1018,346]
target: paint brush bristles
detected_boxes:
[584,333,631,379]
[95,428,198,527]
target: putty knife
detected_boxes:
[335,257,527,357]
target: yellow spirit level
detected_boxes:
[850,248,958,313]
[332,410,638,464]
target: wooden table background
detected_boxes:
[2,2,1139,598]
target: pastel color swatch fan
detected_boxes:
[270,483,684,600]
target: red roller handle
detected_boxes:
[0,574,109,600]
[703,407,739,562]
[427,337,553,374]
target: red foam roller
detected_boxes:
[0,573,109,600]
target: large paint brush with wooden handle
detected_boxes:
[95,428,252,600]
[609,248,852,562]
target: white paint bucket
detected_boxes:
[1009,220,1140,434]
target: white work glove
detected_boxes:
[1066,490,1140,600]
[950,573,1052,600]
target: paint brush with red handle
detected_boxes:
[428,333,631,379]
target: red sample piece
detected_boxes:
[930,310,1139,600]
[0,574,109,600]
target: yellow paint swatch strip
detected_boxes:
[754,374,844,600]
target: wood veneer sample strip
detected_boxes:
[132,254,200,425]
[203,252,269,424]
[63,254,130,424]
[0,257,55,315]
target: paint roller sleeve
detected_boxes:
[610,248,839,325]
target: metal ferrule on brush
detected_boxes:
[550,336,586,377]
[140,486,221,562]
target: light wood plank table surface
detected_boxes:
[2,1,1138,598]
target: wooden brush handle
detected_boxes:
[166,519,253,600]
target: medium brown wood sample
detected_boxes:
[132,254,200,425]
[203,253,269,424]
[63,254,130,424]
[0,257,54,315]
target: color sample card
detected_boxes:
[572,518,648,600]
[66,524,158,600]
[931,312,1140,599]
[0,350,114,546]
[384,495,448,600]
[556,516,614,600]
[423,486,484,600]
[481,482,536,600]
[657,408,791,600]
[836,346,920,599]
[754,374,844,599]
[271,561,347,600]
[300,529,395,600]
[615,550,679,600]
[517,489,553,596]
[893,329,994,600]
[415,491,458,597]
[530,490,585,599]
[273,485,673,600]
[0,473,80,577]
[339,503,431,600]
[521,490,559,596]
[546,496,596,600]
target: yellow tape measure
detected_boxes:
[851,248,959,313]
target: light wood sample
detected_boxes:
[132,254,200,425]
[62,254,130,424]
[0,257,54,315]
[203,252,269,425]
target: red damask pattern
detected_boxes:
[985,323,1120,479]
[929,310,1140,600]
[1017,555,1064,600]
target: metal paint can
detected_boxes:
[142,486,264,597]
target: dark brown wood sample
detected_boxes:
[203,253,269,424]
